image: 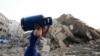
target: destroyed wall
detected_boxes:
[0,13,9,38]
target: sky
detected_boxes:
[0,0,100,29]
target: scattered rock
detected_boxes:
[0,13,100,56]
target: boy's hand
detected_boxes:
[42,26,50,36]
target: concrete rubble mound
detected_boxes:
[0,13,100,56]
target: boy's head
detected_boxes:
[34,24,48,37]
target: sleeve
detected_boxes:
[24,32,38,56]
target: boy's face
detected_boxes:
[34,24,44,37]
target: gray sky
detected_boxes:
[0,0,100,29]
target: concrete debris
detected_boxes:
[0,13,100,56]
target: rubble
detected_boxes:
[0,13,100,56]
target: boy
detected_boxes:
[24,24,49,56]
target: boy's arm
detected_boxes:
[29,32,38,45]
[42,26,50,36]
[24,32,38,56]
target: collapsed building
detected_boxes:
[22,14,100,52]
[0,13,9,39]
[45,14,100,50]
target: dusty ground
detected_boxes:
[0,39,100,56]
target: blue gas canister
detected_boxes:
[21,15,52,31]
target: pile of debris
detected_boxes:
[21,14,100,52]
[0,13,100,56]
[45,14,100,50]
